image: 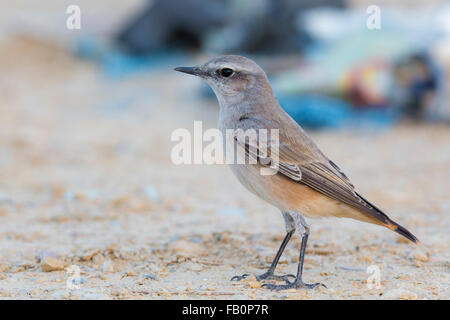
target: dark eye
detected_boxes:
[219,68,234,77]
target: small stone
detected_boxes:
[92,254,105,265]
[412,251,428,262]
[248,280,261,289]
[81,249,101,261]
[12,262,34,273]
[41,257,65,272]
[98,274,107,280]
[220,232,230,243]
[244,274,261,288]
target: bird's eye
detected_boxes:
[219,68,234,77]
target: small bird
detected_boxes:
[175,55,418,290]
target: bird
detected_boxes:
[174,55,418,290]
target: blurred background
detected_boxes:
[0,0,448,299]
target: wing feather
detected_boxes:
[234,133,390,224]
[230,114,418,242]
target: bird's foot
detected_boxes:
[262,280,326,291]
[256,271,296,283]
[231,272,295,283]
[230,273,251,282]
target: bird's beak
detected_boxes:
[174,66,205,77]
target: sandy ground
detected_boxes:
[0,36,449,300]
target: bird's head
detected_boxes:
[175,55,271,104]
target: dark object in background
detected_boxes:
[205,0,346,54]
[392,53,441,121]
[116,0,346,55]
[116,0,229,54]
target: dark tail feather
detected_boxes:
[389,220,419,244]
[355,192,419,244]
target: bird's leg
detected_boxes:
[231,230,295,282]
[231,212,296,283]
[263,214,326,291]
[255,229,296,282]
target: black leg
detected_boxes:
[265,230,294,274]
[231,230,296,282]
[263,230,326,290]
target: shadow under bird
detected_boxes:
[175,55,418,290]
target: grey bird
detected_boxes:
[175,55,418,290]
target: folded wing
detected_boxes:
[234,133,418,243]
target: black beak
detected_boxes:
[174,66,204,77]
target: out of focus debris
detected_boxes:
[271,6,450,128]
[115,0,346,55]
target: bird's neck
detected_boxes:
[218,84,280,131]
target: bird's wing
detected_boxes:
[234,132,392,225]
[234,130,303,181]
[231,112,418,243]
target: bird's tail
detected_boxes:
[355,192,419,244]
[383,219,419,244]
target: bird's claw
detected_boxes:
[230,274,250,282]
[231,272,296,284]
[257,273,296,283]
